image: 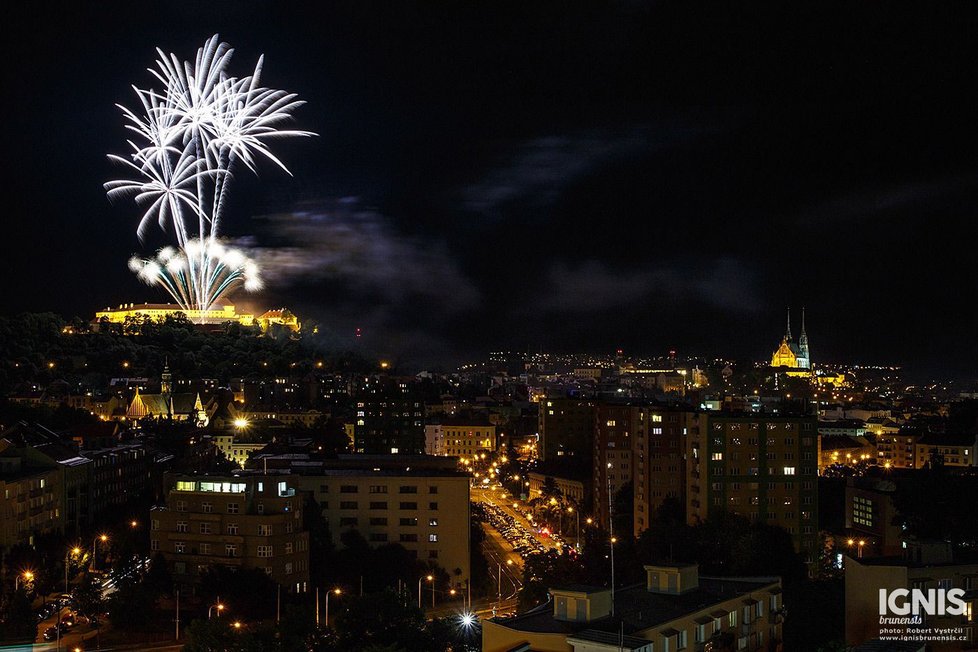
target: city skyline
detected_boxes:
[3,3,977,376]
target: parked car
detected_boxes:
[43,624,64,641]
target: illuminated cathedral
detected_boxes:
[771,307,811,372]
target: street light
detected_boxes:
[858,540,866,559]
[208,602,225,619]
[496,560,514,603]
[428,575,435,608]
[65,547,81,593]
[15,571,33,591]
[325,588,341,628]
[93,534,108,572]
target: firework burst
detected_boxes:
[106,35,313,313]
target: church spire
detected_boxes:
[785,307,792,341]
[799,307,808,346]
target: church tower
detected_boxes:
[785,307,793,342]
[161,358,173,418]
[161,359,172,396]
[798,308,811,369]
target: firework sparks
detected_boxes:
[106,35,313,313]
[128,239,263,309]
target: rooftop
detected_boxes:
[494,576,779,636]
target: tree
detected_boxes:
[73,571,105,623]
[333,590,434,652]
[143,552,174,596]
[199,567,277,621]
[107,580,162,633]
[0,588,36,643]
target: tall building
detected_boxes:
[539,397,596,463]
[770,307,811,372]
[686,412,820,562]
[354,378,424,455]
[592,402,636,529]
[150,473,311,593]
[632,406,690,537]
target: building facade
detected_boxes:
[297,464,471,587]
[0,442,62,548]
[424,422,497,457]
[150,474,311,593]
[252,454,472,589]
[539,397,596,463]
[593,403,635,529]
[354,379,425,455]
[913,433,978,469]
[632,407,690,537]
[686,412,820,561]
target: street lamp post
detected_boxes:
[428,575,435,608]
[208,599,225,619]
[15,571,33,591]
[92,534,108,572]
[325,588,341,628]
[65,547,81,594]
[497,563,502,603]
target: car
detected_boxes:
[43,625,64,641]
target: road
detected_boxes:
[473,484,563,552]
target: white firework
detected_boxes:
[106,35,313,313]
[127,239,263,310]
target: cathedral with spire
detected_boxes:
[771,307,811,373]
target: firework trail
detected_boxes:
[106,35,313,313]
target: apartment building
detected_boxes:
[593,402,635,529]
[150,473,311,593]
[354,379,425,455]
[631,406,689,537]
[483,563,784,652]
[686,412,820,561]
[875,432,920,469]
[255,454,472,589]
[913,432,977,469]
[424,421,497,457]
[0,441,62,547]
[539,397,596,463]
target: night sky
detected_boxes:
[3,2,977,376]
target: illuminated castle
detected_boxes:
[95,302,299,332]
[771,307,811,372]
